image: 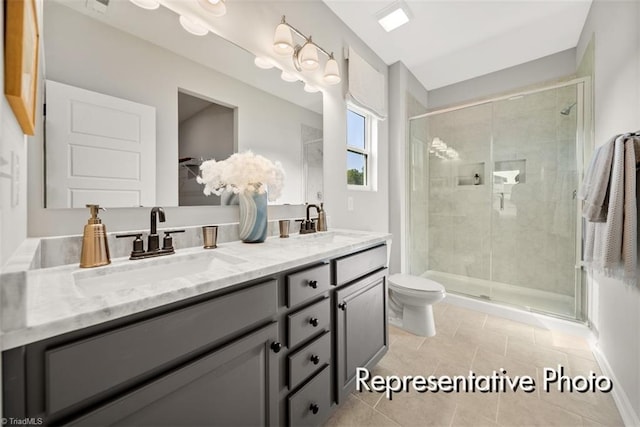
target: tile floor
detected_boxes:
[324,302,624,427]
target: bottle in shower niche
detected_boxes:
[473,173,481,185]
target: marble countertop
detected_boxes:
[1,229,391,350]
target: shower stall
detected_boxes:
[408,80,590,320]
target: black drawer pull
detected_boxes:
[270,341,282,353]
[308,280,318,289]
[309,317,319,327]
[310,354,320,365]
[338,302,347,311]
[309,403,319,414]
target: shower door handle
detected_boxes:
[498,193,505,210]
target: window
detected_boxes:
[347,106,375,189]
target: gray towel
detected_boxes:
[579,135,616,222]
[583,135,638,286]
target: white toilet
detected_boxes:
[388,274,446,337]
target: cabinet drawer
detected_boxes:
[334,244,387,286]
[288,365,331,427]
[288,298,330,349]
[288,331,331,389]
[46,280,278,415]
[287,263,330,308]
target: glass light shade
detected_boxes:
[179,15,209,36]
[298,41,319,71]
[280,71,298,82]
[198,0,226,17]
[254,56,275,70]
[304,83,320,93]
[323,57,341,85]
[273,24,293,56]
[130,0,160,10]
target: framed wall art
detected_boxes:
[4,0,40,136]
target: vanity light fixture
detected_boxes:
[254,56,275,70]
[129,0,160,10]
[197,0,226,17]
[179,15,209,36]
[376,0,411,32]
[272,16,341,85]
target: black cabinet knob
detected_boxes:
[309,403,319,415]
[309,317,319,327]
[310,354,320,365]
[308,280,318,289]
[338,302,347,311]
[270,341,282,353]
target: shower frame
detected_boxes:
[406,77,593,321]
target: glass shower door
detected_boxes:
[489,85,579,317]
[409,103,494,298]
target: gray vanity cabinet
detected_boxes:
[334,246,389,403]
[66,322,280,426]
[2,242,389,426]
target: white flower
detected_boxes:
[196,151,285,201]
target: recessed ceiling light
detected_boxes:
[377,1,411,32]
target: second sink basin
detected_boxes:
[73,251,247,296]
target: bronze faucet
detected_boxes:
[116,207,185,260]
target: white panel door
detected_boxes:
[45,80,156,208]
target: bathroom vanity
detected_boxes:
[1,230,390,426]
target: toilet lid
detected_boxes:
[388,274,445,292]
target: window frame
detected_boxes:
[346,104,375,190]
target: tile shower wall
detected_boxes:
[412,85,578,298]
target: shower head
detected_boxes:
[560,102,577,115]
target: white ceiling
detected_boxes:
[323,0,592,90]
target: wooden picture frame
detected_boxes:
[4,0,40,136]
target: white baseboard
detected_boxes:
[592,347,640,427]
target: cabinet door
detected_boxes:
[335,269,388,403]
[65,323,280,427]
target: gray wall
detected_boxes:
[576,1,640,424]
[388,62,428,274]
[428,49,577,110]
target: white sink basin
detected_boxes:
[73,251,247,296]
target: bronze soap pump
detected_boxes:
[80,204,111,268]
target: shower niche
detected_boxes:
[457,162,485,186]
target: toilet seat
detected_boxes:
[388,274,445,293]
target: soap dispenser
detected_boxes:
[317,203,327,232]
[80,204,111,268]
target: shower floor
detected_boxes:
[421,270,576,319]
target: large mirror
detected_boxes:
[43,0,323,208]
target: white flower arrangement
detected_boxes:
[197,151,285,201]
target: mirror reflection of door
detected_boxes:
[302,124,323,204]
[178,91,236,206]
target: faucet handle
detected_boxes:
[162,229,185,251]
[116,233,144,257]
